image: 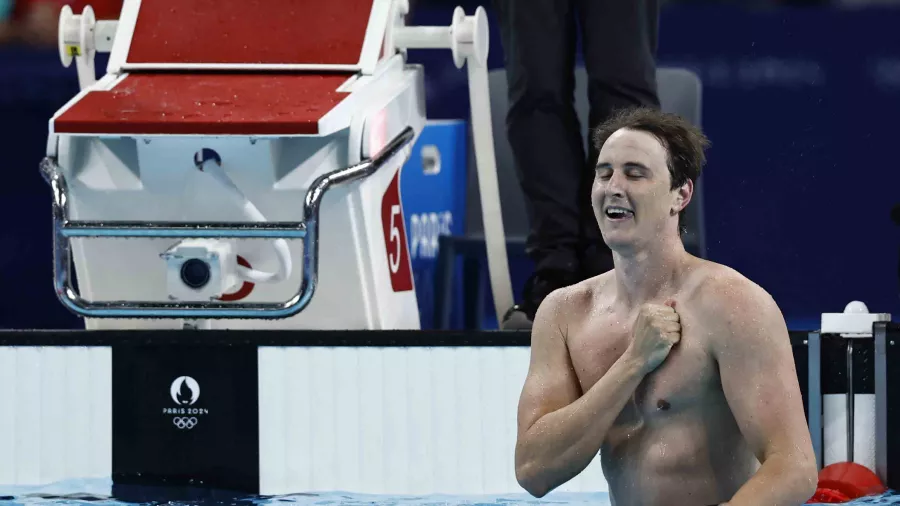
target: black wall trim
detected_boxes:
[0,328,813,348]
[0,329,533,347]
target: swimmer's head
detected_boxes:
[590,107,709,250]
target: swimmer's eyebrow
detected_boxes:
[594,161,650,171]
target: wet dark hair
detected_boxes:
[592,106,710,234]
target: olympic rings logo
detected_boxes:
[173,417,198,430]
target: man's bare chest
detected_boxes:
[567,309,719,416]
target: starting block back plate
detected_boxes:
[110,0,392,73]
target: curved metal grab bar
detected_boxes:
[40,126,415,319]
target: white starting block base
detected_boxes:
[59,63,425,331]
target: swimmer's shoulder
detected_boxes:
[533,271,615,330]
[687,259,784,328]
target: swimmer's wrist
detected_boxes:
[619,347,648,374]
[619,349,651,377]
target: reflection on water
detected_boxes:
[0,479,897,505]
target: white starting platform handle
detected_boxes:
[391,4,515,324]
[39,127,415,319]
[58,5,117,90]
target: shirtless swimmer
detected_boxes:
[513,107,818,506]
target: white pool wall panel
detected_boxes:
[257,346,608,495]
[0,347,112,486]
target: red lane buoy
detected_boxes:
[806,462,887,503]
[807,487,851,504]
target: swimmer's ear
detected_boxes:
[672,179,693,215]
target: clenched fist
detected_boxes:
[626,300,681,374]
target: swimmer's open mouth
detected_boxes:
[604,206,634,221]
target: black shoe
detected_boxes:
[501,304,534,331]
[500,270,579,331]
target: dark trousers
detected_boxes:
[494,0,660,303]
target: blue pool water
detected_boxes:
[0,480,897,505]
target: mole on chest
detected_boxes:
[635,347,713,414]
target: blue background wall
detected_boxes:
[1,2,898,329]
[406,2,900,329]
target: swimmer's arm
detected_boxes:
[514,290,647,498]
[707,284,818,506]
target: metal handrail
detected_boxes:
[40,126,415,319]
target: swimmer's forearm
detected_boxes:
[515,355,647,497]
[723,454,817,506]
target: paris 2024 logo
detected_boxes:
[163,376,209,430]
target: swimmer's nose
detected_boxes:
[606,172,628,197]
[605,185,627,204]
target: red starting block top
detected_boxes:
[53,72,355,135]
[52,0,395,135]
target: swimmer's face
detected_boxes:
[592,128,692,249]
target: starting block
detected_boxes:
[44,0,514,330]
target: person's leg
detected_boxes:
[575,0,661,279]
[493,0,584,326]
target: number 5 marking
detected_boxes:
[380,169,413,292]
[389,204,401,274]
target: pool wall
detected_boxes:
[0,328,893,495]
